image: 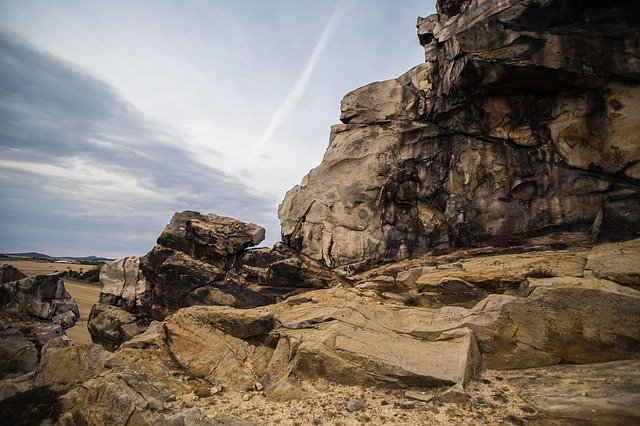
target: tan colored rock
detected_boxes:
[506,360,640,424]
[585,239,640,290]
[37,343,110,390]
[414,249,588,292]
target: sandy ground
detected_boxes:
[64,279,100,345]
[2,260,101,345]
[177,371,535,425]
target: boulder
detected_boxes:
[278,0,640,270]
[87,303,148,352]
[0,264,26,284]
[0,268,79,378]
[157,211,265,260]
[89,212,343,351]
[0,274,79,326]
[97,256,148,311]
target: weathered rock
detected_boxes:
[0,326,39,379]
[585,239,640,291]
[98,256,148,311]
[0,268,79,379]
[37,342,110,391]
[0,274,79,326]
[279,0,640,270]
[506,360,640,424]
[87,303,148,352]
[158,211,265,260]
[44,262,640,423]
[0,264,26,284]
[468,278,640,369]
[89,212,343,351]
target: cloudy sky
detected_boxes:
[0,0,435,258]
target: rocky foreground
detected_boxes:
[2,0,640,424]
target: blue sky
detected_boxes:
[0,0,435,257]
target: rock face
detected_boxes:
[0,265,79,379]
[279,0,640,270]
[49,260,640,423]
[88,211,344,351]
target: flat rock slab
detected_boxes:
[506,360,640,424]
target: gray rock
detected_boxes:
[346,396,366,412]
[88,303,148,352]
[0,274,79,325]
[0,264,26,284]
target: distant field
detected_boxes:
[2,259,91,275]
[2,259,101,346]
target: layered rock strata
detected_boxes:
[88,211,344,351]
[279,0,640,271]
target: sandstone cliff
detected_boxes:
[279,0,640,271]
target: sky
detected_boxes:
[0,0,435,258]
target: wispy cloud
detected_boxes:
[0,31,278,257]
[249,0,353,163]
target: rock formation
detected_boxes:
[279,0,640,271]
[4,0,640,424]
[88,211,345,351]
[0,264,79,379]
[31,238,640,424]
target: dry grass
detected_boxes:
[1,259,88,276]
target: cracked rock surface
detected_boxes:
[279,0,640,271]
[87,211,345,351]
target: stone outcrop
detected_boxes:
[279,0,640,271]
[43,258,640,423]
[0,265,79,379]
[88,211,345,351]
[14,1,640,424]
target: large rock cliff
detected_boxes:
[279,0,640,271]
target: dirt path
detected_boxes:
[2,260,101,345]
[64,279,100,345]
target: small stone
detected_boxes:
[255,382,264,391]
[438,384,466,403]
[314,378,329,392]
[581,392,588,397]
[242,393,252,401]
[346,397,366,412]
[211,385,222,395]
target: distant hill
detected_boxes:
[1,252,115,262]
[2,252,54,259]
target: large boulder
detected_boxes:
[0,267,79,379]
[0,274,79,327]
[278,0,640,270]
[88,211,344,351]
